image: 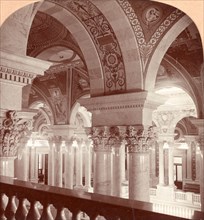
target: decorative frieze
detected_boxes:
[0,65,35,84]
[0,110,33,157]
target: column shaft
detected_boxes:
[64,141,74,189]
[168,143,174,186]
[48,143,55,186]
[75,140,83,188]
[85,140,92,190]
[129,152,150,201]
[29,146,38,183]
[158,142,165,186]
[112,147,122,197]
[94,150,112,195]
[54,145,63,187]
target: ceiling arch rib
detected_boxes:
[145,14,192,91]
[92,0,143,91]
[40,0,129,95]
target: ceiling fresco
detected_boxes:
[27,11,84,62]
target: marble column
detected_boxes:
[54,136,63,187]
[126,126,156,202]
[111,126,126,197]
[158,141,165,186]
[149,141,157,187]
[48,138,55,186]
[84,139,92,190]
[120,142,126,183]
[0,157,16,177]
[112,145,122,197]
[75,138,83,189]
[168,141,174,187]
[64,139,74,189]
[14,137,30,181]
[29,140,38,183]
[90,126,112,195]
[185,136,194,181]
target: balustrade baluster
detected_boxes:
[40,203,54,220]
[4,194,17,220]
[15,197,28,220]
[26,200,41,220]
[54,206,66,220]
[0,193,7,220]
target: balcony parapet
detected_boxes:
[0,175,203,220]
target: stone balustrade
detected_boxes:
[1,175,203,220]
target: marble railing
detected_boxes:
[1,176,203,220]
[149,188,201,209]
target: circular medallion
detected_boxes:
[142,6,162,26]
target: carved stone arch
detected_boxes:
[38,1,103,96]
[0,1,42,55]
[145,15,192,91]
[92,0,143,90]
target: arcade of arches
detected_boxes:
[0,0,204,217]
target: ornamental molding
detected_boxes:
[117,0,183,67]
[153,109,196,134]
[78,91,166,113]
[0,110,34,157]
[48,0,126,94]
[0,65,36,85]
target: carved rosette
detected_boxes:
[125,126,156,153]
[87,126,125,152]
[0,110,33,157]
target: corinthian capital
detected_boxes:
[125,125,155,153]
[0,110,33,157]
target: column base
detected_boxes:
[74,185,84,190]
[84,185,93,193]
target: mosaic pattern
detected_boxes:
[48,0,126,94]
[117,0,183,67]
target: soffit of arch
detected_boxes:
[152,109,197,134]
[27,11,85,63]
